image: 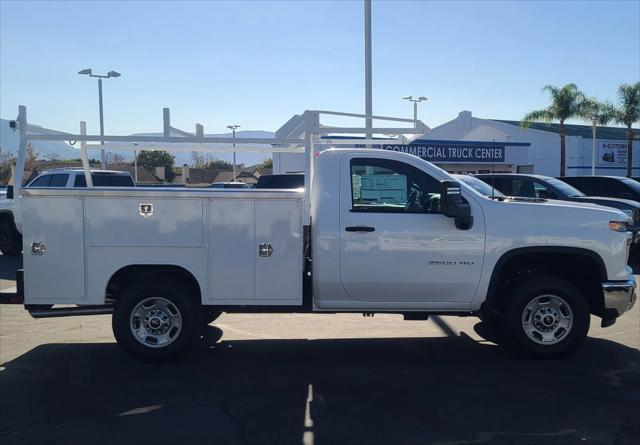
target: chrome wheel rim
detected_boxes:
[521,294,573,345]
[130,297,182,348]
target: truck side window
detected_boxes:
[29,175,52,187]
[487,178,512,195]
[350,158,441,213]
[512,179,536,198]
[533,181,557,199]
[606,179,631,198]
[568,178,593,195]
[49,174,69,187]
[74,175,87,187]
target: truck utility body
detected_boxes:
[22,187,304,307]
[6,106,637,360]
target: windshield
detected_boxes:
[545,178,585,197]
[453,175,505,197]
[620,177,640,193]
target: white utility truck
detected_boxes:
[3,107,636,361]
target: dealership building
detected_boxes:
[274,110,640,177]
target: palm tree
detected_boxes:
[579,98,616,175]
[614,82,640,178]
[521,83,585,176]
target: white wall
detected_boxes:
[570,138,640,176]
[422,111,640,177]
[422,111,543,172]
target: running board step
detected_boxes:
[29,305,113,318]
[403,313,430,321]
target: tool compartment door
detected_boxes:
[254,199,302,303]
[22,196,86,303]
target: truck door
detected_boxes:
[339,156,485,305]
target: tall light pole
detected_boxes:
[78,68,121,169]
[364,0,372,141]
[402,96,428,129]
[227,124,241,182]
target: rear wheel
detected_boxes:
[112,280,202,361]
[0,220,21,256]
[500,274,590,358]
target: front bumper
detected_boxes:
[602,277,637,317]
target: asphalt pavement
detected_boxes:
[0,255,638,445]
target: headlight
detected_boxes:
[609,221,630,232]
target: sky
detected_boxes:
[1,0,639,136]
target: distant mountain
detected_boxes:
[0,118,275,166]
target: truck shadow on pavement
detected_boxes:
[1,326,638,445]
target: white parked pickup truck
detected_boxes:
[8,148,636,361]
[0,169,134,255]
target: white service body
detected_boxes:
[22,189,303,306]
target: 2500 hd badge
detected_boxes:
[428,260,476,266]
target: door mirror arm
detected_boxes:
[440,181,473,230]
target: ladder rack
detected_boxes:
[12,105,428,223]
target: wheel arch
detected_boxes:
[0,210,16,224]
[484,246,607,317]
[105,264,203,305]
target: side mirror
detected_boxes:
[440,181,473,230]
[6,185,13,200]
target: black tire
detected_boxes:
[112,280,202,361]
[202,308,221,326]
[0,220,21,256]
[499,274,590,358]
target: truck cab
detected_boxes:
[312,150,485,310]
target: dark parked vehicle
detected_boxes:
[558,176,640,202]
[256,174,305,189]
[475,173,640,245]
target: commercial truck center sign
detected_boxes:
[383,143,506,163]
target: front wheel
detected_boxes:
[500,274,590,358]
[112,280,202,361]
